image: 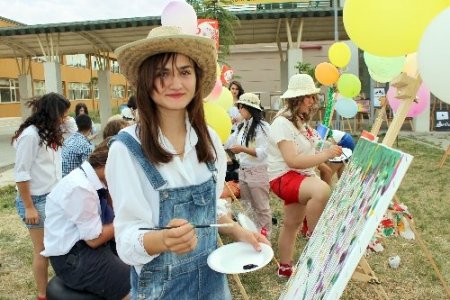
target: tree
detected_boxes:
[187,0,239,61]
[295,61,320,86]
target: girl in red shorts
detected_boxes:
[267,74,342,278]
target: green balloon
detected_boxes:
[364,52,405,81]
[337,73,361,98]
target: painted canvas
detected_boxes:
[280,137,413,300]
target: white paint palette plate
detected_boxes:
[329,147,353,163]
[207,242,273,274]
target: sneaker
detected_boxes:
[277,263,293,278]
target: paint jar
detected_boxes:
[388,255,401,269]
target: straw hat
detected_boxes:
[115,26,217,97]
[281,74,321,99]
[236,93,263,111]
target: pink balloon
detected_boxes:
[161,1,198,35]
[387,83,430,117]
[204,79,223,102]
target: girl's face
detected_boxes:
[230,84,240,99]
[60,109,69,125]
[238,104,251,120]
[151,54,196,113]
[298,94,317,116]
[78,107,85,115]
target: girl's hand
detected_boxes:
[24,206,40,225]
[233,226,270,252]
[161,219,197,255]
[229,145,243,154]
[325,145,342,159]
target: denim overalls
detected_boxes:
[113,132,231,300]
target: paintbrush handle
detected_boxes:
[139,223,234,230]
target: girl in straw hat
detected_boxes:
[224,93,272,237]
[267,74,342,278]
[106,25,268,299]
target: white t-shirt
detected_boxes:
[105,121,228,268]
[14,125,62,195]
[42,161,104,257]
[224,118,269,168]
[267,116,319,181]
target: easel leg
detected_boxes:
[218,237,250,300]
[438,145,450,168]
[351,257,381,284]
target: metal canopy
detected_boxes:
[0,7,346,59]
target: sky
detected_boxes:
[1,0,181,25]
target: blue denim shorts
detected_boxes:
[15,193,47,229]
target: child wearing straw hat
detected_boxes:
[224,93,272,237]
[267,74,343,278]
[105,25,268,299]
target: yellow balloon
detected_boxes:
[215,87,234,111]
[343,0,449,56]
[203,102,232,143]
[403,53,418,77]
[328,42,351,68]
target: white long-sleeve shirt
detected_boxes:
[224,118,270,167]
[14,125,62,195]
[105,122,227,268]
[41,161,104,257]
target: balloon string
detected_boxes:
[323,87,334,130]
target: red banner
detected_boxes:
[197,19,219,50]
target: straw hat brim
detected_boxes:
[115,34,217,97]
[281,87,321,99]
[236,99,263,111]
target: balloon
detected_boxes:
[368,69,393,84]
[328,42,351,68]
[204,79,223,102]
[418,7,450,104]
[337,74,361,98]
[215,87,233,111]
[161,1,198,35]
[314,62,340,86]
[334,98,358,118]
[203,102,232,143]
[343,0,449,56]
[387,83,430,117]
[364,52,405,82]
[403,53,418,78]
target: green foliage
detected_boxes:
[187,0,239,60]
[295,61,317,82]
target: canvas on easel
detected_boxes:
[279,138,413,300]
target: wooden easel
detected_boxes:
[370,96,389,136]
[351,73,422,286]
[438,145,450,168]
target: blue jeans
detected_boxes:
[114,132,231,300]
[15,193,47,229]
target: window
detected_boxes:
[34,80,46,96]
[65,54,87,68]
[68,82,91,100]
[0,78,19,103]
[111,85,125,99]
[111,60,120,73]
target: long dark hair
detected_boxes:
[11,92,70,148]
[75,102,88,116]
[136,52,216,164]
[281,95,318,129]
[228,81,244,99]
[237,104,267,147]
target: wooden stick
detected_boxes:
[218,236,250,300]
[438,145,450,168]
[409,221,450,298]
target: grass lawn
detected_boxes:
[0,137,449,299]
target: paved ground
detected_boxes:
[0,117,449,188]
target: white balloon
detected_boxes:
[335,98,358,118]
[161,1,198,35]
[418,7,450,104]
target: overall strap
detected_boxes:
[110,131,167,190]
[205,160,217,183]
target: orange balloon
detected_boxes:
[314,62,340,86]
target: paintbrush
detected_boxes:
[139,223,234,230]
